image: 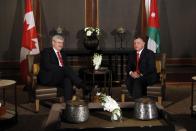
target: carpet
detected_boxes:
[1,83,196,131]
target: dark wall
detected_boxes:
[99,0,139,49]
[41,0,85,49]
[0,0,196,61]
[0,0,23,61]
[159,0,196,58]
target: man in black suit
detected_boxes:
[38,29,86,101]
[127,35,158,99]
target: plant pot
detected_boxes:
[134,97,158,120]
[83,37,99,50]
[64,100,89,123]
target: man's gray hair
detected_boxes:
[52,35,64,41]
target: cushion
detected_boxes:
[156,60,161,73]
[33,63,40,76]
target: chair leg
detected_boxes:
[157,96,162,105]
[121,94,125,102]
[59,97,64,103]
[35,99,40,113]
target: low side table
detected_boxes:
[83,68,112,100]
[0,79,17,125]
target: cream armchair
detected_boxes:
[147,53,167,105]
[26,54,60,112]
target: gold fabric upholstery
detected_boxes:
[156,60,161,74]
[33,64,40,76]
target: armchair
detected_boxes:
[26,54,60,112]
[121,53,166,104]
[147,53,167,105]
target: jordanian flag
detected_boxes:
[146,0,160,53]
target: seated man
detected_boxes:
[38,28,87,101]
[127,35,158,99]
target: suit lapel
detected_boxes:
[50,48,59,65]
[139,49,146,68]
[60,50,66,65]
[139,49,145,62]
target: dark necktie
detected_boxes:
[57,52,64,67]
[136,52,140,73]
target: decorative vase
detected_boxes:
[64,100,89,123]
[111,109,122,121]
[83,37,99,50]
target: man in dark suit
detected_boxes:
[38,28,86,101]
[127,35,158,99]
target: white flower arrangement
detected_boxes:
[84,27,100,37]
[92,53,102,70]
[96,92,122,121]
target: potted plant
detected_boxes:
[96,92,122,121]
[83,27,100,50]
[92,53,102,70]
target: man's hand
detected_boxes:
[130,71,141,79]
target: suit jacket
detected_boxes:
[38,47,72,86]
[127,48,158,85]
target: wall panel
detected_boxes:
[99,0,140,49]
[41,0,85,49]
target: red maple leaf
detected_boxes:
[22,20,37,50]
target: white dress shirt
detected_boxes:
[53,48,63,67]
[129,48,144,76]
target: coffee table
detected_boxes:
[44,102,174,131]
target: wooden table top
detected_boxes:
[192,76,196,81]
[0,79,16,89]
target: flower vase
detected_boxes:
[111,109,122,121]
[83,37,99,50]
[96,92,122,121]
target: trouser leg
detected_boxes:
[127,77,134,96]
[127,77,147,99]
[62,77,73,101]
[63,66,84,88]
[132,79,144,99]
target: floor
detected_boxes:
[0,82,196,131]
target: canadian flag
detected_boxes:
[20,0,40,82]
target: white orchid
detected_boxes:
[95,28,100,35]
[86,30,92,36]
[92,53,102,70]
[96,92,122,121]
[84,27,100,37]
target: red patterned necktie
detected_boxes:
[57,52,64,67]
[136,52,140,73]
